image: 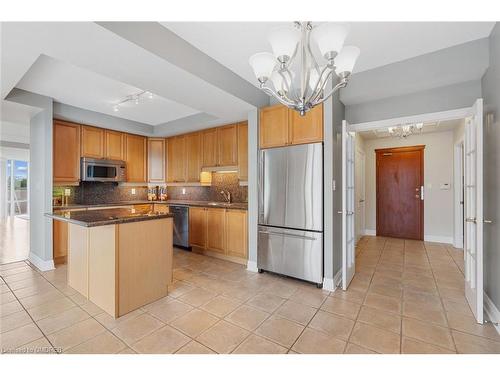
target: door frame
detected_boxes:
[454,138,465,249]
[375,145,425,240]
[355,147,366,243]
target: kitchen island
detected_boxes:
[47,207,174,318]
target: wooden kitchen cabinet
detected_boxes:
[218,125,238,167]
[189,207,207,248]
[166,136,186,183]
[104,130,125,160]
[225,209,248,259]
[53,220,68,265]
[288,104,323,145]
[237,122,248,181]
[148,138,166,183]
[81,126,104,158]
[259,104,323,148]
[201,128,218,167]
[53,120,81,183]
[259,104,289,148]
[124,134,147,182]
[206,208,226,254]
[185,132,202,182]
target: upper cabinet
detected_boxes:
[217,125,238,167]
[166,136,186,183]
[237,122,248,181]
[185,132,201,182]
[259,104,323,148]
[104,130,125,160]
[125,134,147,182]
[201,128,218,168]
[53,120,81,184]
[148,138,166,183]
[81,126,104,158]
[259,105,289,148]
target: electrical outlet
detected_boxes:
[131,188,136,195]
[182,188,186,195]
[64,189,71,196]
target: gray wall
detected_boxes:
[346,80,482,124]
[247,109,259,271]
[481,22,500,310]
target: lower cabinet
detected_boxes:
[188,207,248,262]
[53,220,68,265]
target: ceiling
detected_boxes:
[1,22,495,135]
[164,22,495,86]
[358,118,464,140]
[17,55,200,126]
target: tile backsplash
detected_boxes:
[53,172,247,205]
[167,173,247,203]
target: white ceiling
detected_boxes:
[17,55,200,126]
[164,22,494,85]
[358,118,464,140]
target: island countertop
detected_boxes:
[46,207,173,227]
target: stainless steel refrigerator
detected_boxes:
[258,142,323,286]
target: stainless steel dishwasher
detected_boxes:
[170,205,190,249]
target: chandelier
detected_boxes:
[249,22,360,116]
[388,123,424,138]
[113,90,154,112]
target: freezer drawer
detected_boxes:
[257,226,323,284]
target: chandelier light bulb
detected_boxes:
[334,46,360,75]
[113,105,119,112]
[147,91,154,99]
[311,23,349,61]
[249,52,277,83]
[268,26,300,63]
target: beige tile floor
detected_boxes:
[1,236,500,354]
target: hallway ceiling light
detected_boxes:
[112,90,154,112]
[249,22,360,116]
[388,122,424,138]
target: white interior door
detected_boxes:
[464,98,484,323]
[342,120,356,290]
[355,148,366,243]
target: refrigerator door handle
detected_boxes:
[258,151,265,223]
[258,229,318,241]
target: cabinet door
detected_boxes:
[185,132,201,182]
[53,120,81,183]
[166,136,186,182]
[218,125,238,166]
[237,122,248,181]
[125,134,147,182]
[104,130,125,160]
[189,207,207,248]
[259,104,289,148]
[201,128,218,167]
[53,220,68,264]
[289,104,323,145]
[148,138,166,183]
[206,208,225,254]
[153,204,169,213]
[225,210,248,259]
[81,126,104,158]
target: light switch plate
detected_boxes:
[131,188,136,195]
[64,189,71,196]
[182,188,186,195]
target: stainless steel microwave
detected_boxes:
[81,158,126,182]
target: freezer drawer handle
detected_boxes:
[258,230,317,241]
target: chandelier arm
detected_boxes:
[306,26,321,74]
[299,25,309,103]
[282,69,300,102]
[260,85,296,108]
[306,66,332,105]
[278,70,292,95]
[311,79,348,106]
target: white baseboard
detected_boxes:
[484,292,500,335]
[246,260,258,273]
[333,269,342,289]
[28,252,55,272]
[363,229,376,236]
[424,235,454,244]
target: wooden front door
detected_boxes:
[376,145,424,240]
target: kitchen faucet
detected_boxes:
[220,190,231,203]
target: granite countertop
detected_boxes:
[46,207,173,227]
[53,200,248,211]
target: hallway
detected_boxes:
[0,217,29,264]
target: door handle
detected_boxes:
[466,217,477,224]
[337,211,343,214]
[258,230,317,241]
[484,219,493,224]
[359,199,365,203]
